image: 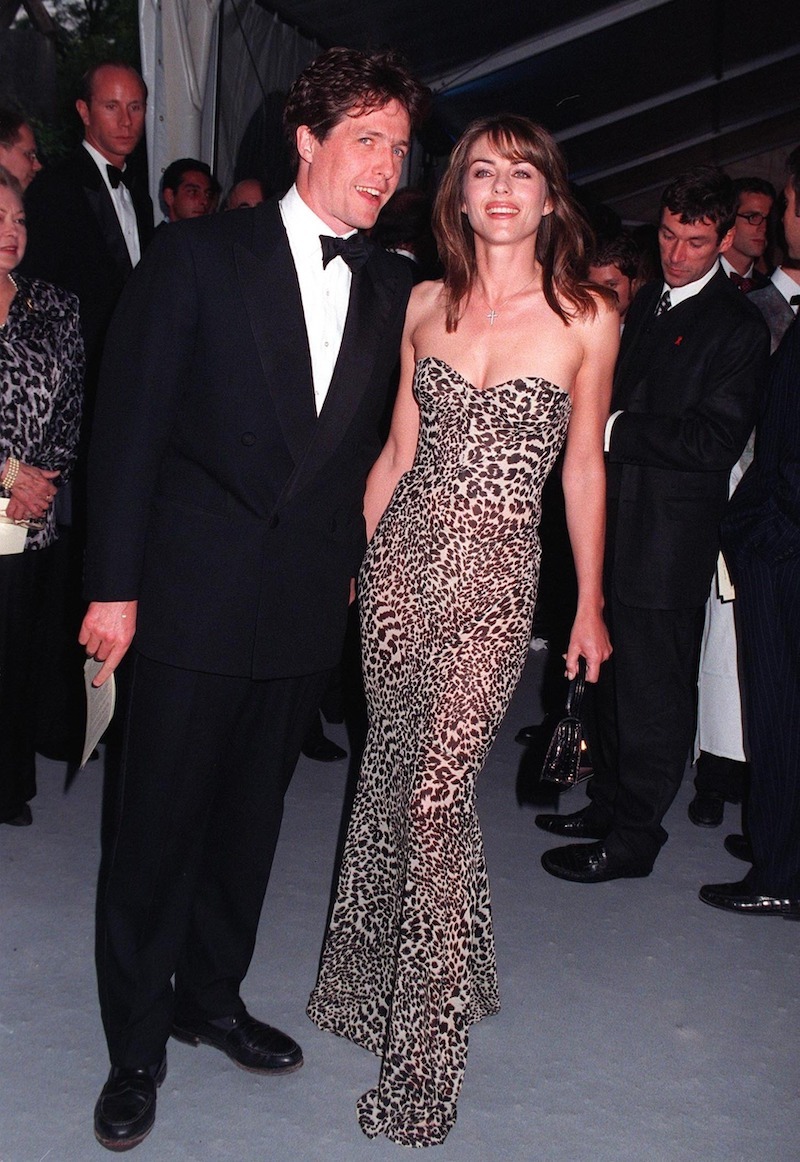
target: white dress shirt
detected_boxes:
[279,184,354,415]
[82,141,141,267]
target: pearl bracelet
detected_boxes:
[1,456,20,491]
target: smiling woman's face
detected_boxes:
[0,184,26,277]
[460,134,552,245]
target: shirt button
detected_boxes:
[241,432,256,446]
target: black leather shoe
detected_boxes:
[301,737,347,762]
[688,792,724,827]
[541,841,651,883]
[535,805,609,839]
[515,722,543,745]
[699,879,800,920]
[94,1058,166,1151]
[3,804,32,826]
[172,1011,303,1073]
[724,833,753,863]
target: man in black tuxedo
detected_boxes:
[78,48,428,1151]
[538,167,769,882]
[18,62,153,763]
[20,61,153,387]
[700,149,800,919]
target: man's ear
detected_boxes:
[296,125,316,165]
[717,226,736,255]
[76,99,90,131]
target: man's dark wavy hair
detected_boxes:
[0,107,26,148]
[283,47,429,163]
[660,166,736,242]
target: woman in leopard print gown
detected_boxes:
[308,116,617,1146]
[0,166,84,825]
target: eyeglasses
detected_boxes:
[736,211,769,226]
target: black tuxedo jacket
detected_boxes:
[19,146,154,376]
[722,317,800,570]
[84,199,412,679]
[606,268,769,608]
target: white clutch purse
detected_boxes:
[0,498,30,554]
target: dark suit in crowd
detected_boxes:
[586,270,769,868]
[85,199,411,1067]
[20,145,154,386]
[748,282,797,354]
[17,144,153,762]
[720,317,800,898]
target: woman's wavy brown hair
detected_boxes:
[433,114,599,331]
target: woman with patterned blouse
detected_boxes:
[0,164,84,826]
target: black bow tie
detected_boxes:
[106,165,130,190]
[320,233,372,272]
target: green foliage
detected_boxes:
[46,0,141,159]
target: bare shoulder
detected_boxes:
[570,289,620,354]
[408,279,444,320]
[404,279,447,347]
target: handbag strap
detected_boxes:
[565,655,587,716]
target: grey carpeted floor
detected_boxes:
[2,650,798,1162]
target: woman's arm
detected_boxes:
[38,295,86,480]
[561,299,618,682]
[362,287,427,541]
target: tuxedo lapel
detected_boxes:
[75,151,133,278]
[280,253,403,507]
[235,205,317,470]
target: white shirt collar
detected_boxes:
[663,259,720,308]
[770,265,800,309]
[82,140,125,192]
[279,184,356,260]
[720,254,754,280]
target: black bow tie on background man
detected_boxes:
[320,233,373,271]
[106,165,130,190]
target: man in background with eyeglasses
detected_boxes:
[0,107,42,190]
[720,177,776,293]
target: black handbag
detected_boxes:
[540,656,590,789]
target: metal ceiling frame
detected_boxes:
[428,0,673,93]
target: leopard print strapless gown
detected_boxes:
[307,356,572,1147]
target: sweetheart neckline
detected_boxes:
[417,355,566,397]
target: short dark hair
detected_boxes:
[660,165,737,241]
[0,107,26,149]
[79,61,147,106]
[283,47,429,158]
[589,232,640,280]
[732,176,776,205]
[161,157,217,196]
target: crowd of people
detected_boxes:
[1,41,798,1154]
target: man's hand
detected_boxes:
[78,600,138,686]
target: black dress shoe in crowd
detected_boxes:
[687,791,725,828]
[541,841,652,883]
[515,722,543,745]
[172,1011,303,1073]
[301,737,348,763]
[724,833,754,863]
[535,805,609,840]
[699,879,800,920]
[94,1058,166,1152]
[2,804,32,826]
